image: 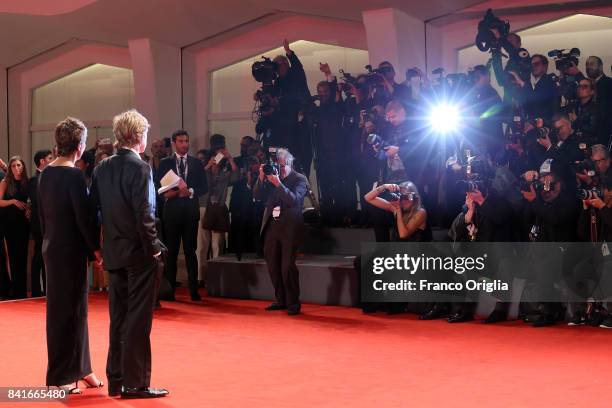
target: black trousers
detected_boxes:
[0,234,10,298]
[106,258,160,389]
[163,201,199,295]
[263,222,300,308]
[31,235,45,296]
[5,219,29,299]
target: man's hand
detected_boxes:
[587,196,606,209]
[490,28,501,39]
[568,111,578,122]
[0,159,6,172]
[521,184,537,202]
[177,179,190,197]
[537,130,552,150]
[319,62,331,76]
[258,164,266,182]
[266,174,281,187]
[283,38,291,54]
[576,170,592,185]
[468,190,485,206]
[385,146,399,157]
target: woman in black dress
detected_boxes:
[0,156,30,299]
[38,117,103,394]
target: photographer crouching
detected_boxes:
[360,181,431,314]
[253,148,308,316]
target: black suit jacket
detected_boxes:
[90,148,164,270]
[522,74,559,123]
[28,169,42,239]
[253,170,308,245]
[155,154,207,217]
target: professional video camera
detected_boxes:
[548,48,581,72]
[252,57,279,118]
[475,9,510,52]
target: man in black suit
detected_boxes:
[587,56,612,144]
[28,149,52,297]
[253,148,307,315]
[519,54,560,124]
[155,130,207,301]
[90,110,168,399]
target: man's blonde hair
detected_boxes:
[113,109,150,148]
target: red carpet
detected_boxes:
[1,291,611,407]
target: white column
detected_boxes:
[362,8,427,77]
[128,39,182,147]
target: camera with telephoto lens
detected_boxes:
[577,187,602,200]
[366,133,390,151]
[456,179,488,194]
[475,9,510,52]
[405,68,421,79]
[520,179,546,192]
[575,159,596,177]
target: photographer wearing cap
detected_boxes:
[253,148,308,316]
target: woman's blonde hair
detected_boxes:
[113,109,150,148]
[398,181,423,220]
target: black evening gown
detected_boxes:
[2,179,29,298]
[38,166,99,386]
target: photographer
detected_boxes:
[555,52,585,108]
[569,79,602,148]
[521,162,579,326]
[515,55,560,124]
[537,114,583,187]
[448,175,514,323]
[586,56,612,142]
[576,144,611,190]
[470,65,504,158]
[311,63,345,225]
[363,181,431,314]
[376,61,411,102]
[253,148,308,316]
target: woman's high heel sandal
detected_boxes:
[81,374,104,389]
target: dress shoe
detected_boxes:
[121,387,168,399]
[420,305,449,320]
[190,292,202,301]
[484,310,508,324]
[108,382,122,397]
[287,305,301,316]
[532,314,557,327]
[265,303,287,311]
[448,312,474,323]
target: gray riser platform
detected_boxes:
[206,255,358,306]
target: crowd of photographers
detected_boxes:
[250,13,612,326]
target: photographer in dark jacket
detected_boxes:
[311,63,344,225]
[253,148,308,316]
[586,56,612,143]
[537,114,583,187]
[521,161,579,327]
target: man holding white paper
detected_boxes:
[155,130,207,301]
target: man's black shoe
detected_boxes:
[108,383,122,397]
[484,310,508,324]
[265,303,287,311]
[121,387,168,399]
[532,314,556,327]
[420,305,449,320]
[190,292,202,302]
[287,305,301,316]
[448,312,474,323]
[599,317,612,329]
